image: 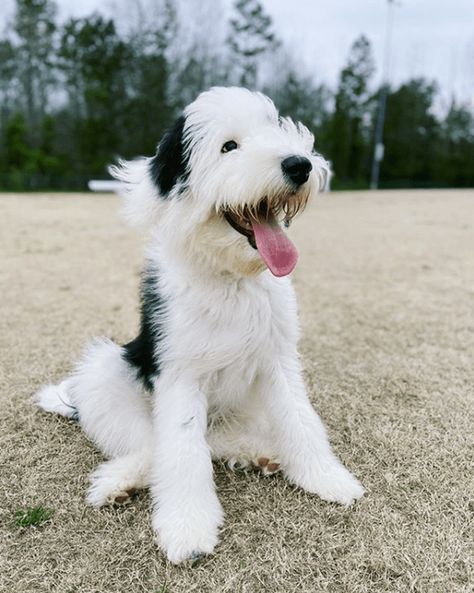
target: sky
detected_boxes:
[1,0,473,107]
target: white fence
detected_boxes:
[88,180,123,192]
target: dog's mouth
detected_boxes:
[223,194,308,277]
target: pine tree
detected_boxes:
[383,79,441,186]
[228,0,279,88]
[328,35,375,185]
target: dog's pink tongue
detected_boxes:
[251,218,298,277]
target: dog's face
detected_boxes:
[112,87,330,278]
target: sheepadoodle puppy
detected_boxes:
[35,87,364,564]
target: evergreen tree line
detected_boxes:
[1,0,473,191]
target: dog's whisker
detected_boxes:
[220,187,310,229]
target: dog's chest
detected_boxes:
[200,283,276,363]
[167,277,291,406]
[207,295,273,396]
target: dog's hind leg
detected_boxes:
[70,339,153,458]
[35,338,153,505]
[34,377,80,420]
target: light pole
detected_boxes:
[370,0,397,190]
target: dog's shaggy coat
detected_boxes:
[35,87,364,564]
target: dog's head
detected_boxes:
[111,87,330,278]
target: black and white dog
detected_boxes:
[35,87,364,564]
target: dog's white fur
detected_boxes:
[35,87,363,564]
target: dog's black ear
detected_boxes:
[149,115,189,197]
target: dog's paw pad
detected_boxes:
[226,456,280,475]
[113,488,137,505]
[189,551,206,565]
[255,457,281,475]
[266,462,280,473]
[226,457,250,471]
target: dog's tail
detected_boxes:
[34,379,79,421]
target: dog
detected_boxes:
[35,87,364,564]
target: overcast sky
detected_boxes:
[2,0,473,107]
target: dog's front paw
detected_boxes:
[152,502,224,564]
[87,461,139,507]
[312,464,365,505]
[287,461,364,506]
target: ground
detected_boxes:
[0,189,473,593]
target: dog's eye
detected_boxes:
[221,140,238,153]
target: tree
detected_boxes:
[0,40,17,135]
[171,42,229,109]
[3,113,32,171]
[228,0,279,88]
[167,0,229,109]
[58,15,131,174]
[1,0,473,191]
[122,0,178,155]
[12,0,57,145]
[264,49,331,140]
[382,78,441,186]
[327,35,375,185]
[0,113,42,189]
[440,100,474,187]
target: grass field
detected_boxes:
[1,189,473,593]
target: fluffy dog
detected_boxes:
[35,87,364,564]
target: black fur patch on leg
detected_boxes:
[123,269,166,391]
[149,115,189,196]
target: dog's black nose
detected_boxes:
[281,155,312,186]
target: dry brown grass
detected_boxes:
[1,189,473,593]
